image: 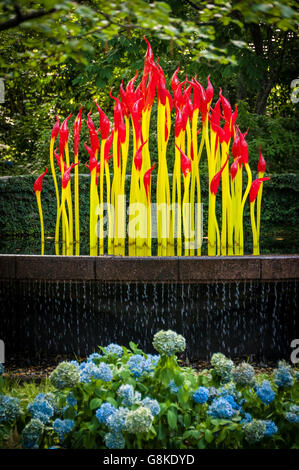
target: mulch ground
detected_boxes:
[2,355,277,382]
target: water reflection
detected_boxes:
[0,232,298,256]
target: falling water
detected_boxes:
[0,278,297,362]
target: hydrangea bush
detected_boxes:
[0,331,298,449]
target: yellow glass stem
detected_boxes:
[35,191,45,255]
[74,151,80,255]
[99,138,107,255]
[234,168,242,255]
[239,162,252,255]
[49,138,60,255]
[172,132,182,256]
[250,200,259,255]
[90,168,98,256]
[61,193,70,255]
[206,123,217,256]
[256,171,264,242]
[182,173,191,256]
[66,185,74,254]
[210,193,220,256]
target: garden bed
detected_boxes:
[0,330,298,449]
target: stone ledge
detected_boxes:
[0,254,298,282]
[178,256,261,281]
[260,255,299,280]
[95,256,179,282]
[14,255,95,280]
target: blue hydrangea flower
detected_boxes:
[127,355,146,378]
[208,387,220,401]
[168,380,180,394]
[0,395,21,422]
[193,386,209,404]
[53,418,75,441]
[117,384,136,406]
[35,393,56,409]
[28,398,54,424]
[0,363,4,375]
[66,392,77,407]
[285,405,299,424]
[208,397,235,419]
[22,418,44,449]
[94,362,113,382]
[274,361,294,388]
[152,330,186,357]
[222,394,241,411]
[255,380,275,405]
[263,420,278,437]
[241,412,253,425]
[218,383,243,405]
[141,397,161,416]
[143,354,160,373]
[104,432,125,449]
[87,353,103,363]
[107,407,129,433]
[105,344,124,358]
[96,402,116,425]
[79,362,113,383]
[294,371,299,382]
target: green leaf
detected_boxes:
[87,416,100,433]
[216,429,228,444]
[120,369,131,381]
[227,423,238,431]
[167,408,178,430]
[64,406,76,420]
[183,413,191,428]
[158,422,166,441]
[197,437,206,449]
[105,397,118,407]
[177,386,190,405]
[204,429,214,443]
[89,398,102,410]
[174,373,185,386]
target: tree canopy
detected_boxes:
[0,0,298,174]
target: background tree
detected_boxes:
[0,0,298,174]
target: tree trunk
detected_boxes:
[255,80,274,115]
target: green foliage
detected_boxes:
[236,101,299,173]
[0,330,298,449]
[0,1,298,175]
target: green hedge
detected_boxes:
[0,173,298,255]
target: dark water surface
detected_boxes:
[0,232,298,256]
